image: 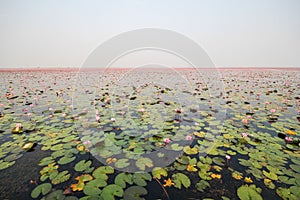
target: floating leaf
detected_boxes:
[196,180,210,192]
[133,173,152,187]
[31,183,52,198]
[100,184,123,200]
[83,183,102,196]
[0,160,15,170]
[58,156,76,165]
[212,157,225,166]
[51,170,70,185]
[152,167,168,179]
[136,157,153,171]
[74,160,92,172]
[114,173,133,188]
[183,146,198,155]
[124,186,147,200]
[93,166,114,180]
[237,185,262,200]
[263,170,278,181]
[115,158,130,169]
[172,173,191,189]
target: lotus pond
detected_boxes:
[0,68,299,200]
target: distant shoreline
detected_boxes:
[0,67,299,72]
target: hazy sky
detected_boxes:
[0,0,299,68]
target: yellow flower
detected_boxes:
[186,164,198,172]
[76,144,85,151]
[106,157,117,164]
[163,178,174,187]
[232,172,243,180]
[244,177,253,183]
[264,178,272,184]
[285,130,296,135]
[210,173,221,179]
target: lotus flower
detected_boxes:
[225,155,231,160]
[174,108,182,113]
[285,137,293,142]
[185,135,193,141]
[242,132,248,138]
[163,138,171,144]
[242,119,248,124]
[95,115,100,122]
[270,109,276,113]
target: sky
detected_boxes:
[0,0,299,68]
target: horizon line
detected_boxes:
[0,66,299,72]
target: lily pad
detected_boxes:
[31,183,52,198]
[172,173,191,189]
[92,166,114,180]
[124,186,147,200]
[100,184,123,200]
[237,185,262,200]
[114,173,133,188]
[152,167,168,179]
[58,156,76,165]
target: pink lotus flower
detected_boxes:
[163,138,171,144]
[137,108,145,113]
[242,119,248,124]
[96,115,100,122]
[270,109,276,113]
[83,140,91,146]
[16,123,22,128]
[49,107,53,111]
[174,108,182,113]
[185,135,193,141]
[62,113,67,117]
[285,137,293,142]
[242,132,248,138]
[225,155,231,160]
[111,118,115,122]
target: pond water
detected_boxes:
[0,68,299,200]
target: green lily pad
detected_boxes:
[74,160,92,172]
[100,184,123,200]
[237,185,262,200]
[51,170,70,185]
[92,166,114,180]
[196,180,210,192]
[152,167,168,179]
[133,173,152,186]
[136,157,153,171]
[44,190,65,200]
[83,184,102,196]
[263,170,278,181]
[58,156,76,165]
[31,183,52,198]
[183,146,198,155]
[212,157,225,166]
[172,173,191,189]
[124,186,147,200]
[114,173,133,188]
[171,143,183,151]
[115,158,130,169]
[0,160,15,170]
